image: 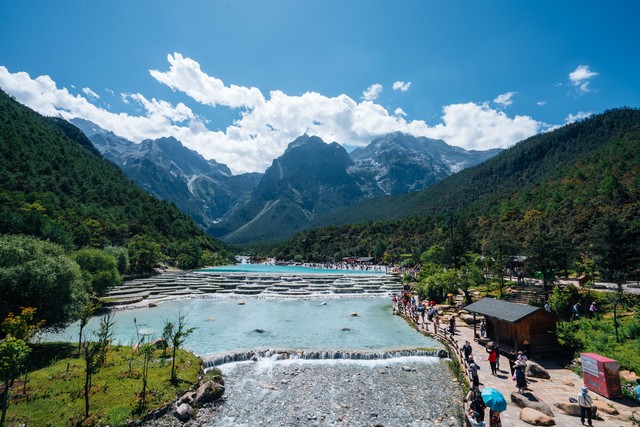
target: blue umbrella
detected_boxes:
[481,387,507,412]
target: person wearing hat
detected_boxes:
[577,386,593,426]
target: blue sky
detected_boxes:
[1,0,639,173]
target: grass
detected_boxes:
[5,343,202,426]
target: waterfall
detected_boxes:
[203,347,448,368]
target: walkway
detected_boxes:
[410,311,639,426]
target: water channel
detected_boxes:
[46,267,464,426]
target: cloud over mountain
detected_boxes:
[0,55,543,173]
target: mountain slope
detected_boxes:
[310,108,640,227]
[349,132,500,196]
[271,108,640,260]
[0,90,232,263]
[211,134,364,244]
[70,118,262,229]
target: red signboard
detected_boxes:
[580,353,622,398]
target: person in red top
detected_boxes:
[487,345,499,375]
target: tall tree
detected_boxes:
[0,337,30,426]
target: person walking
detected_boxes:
[468,356,480,389]
[462,341,473,360]
[514,361,527,393]
[571,302,581,320]
[487,345,499,375]
[577,386,594,426]
[589,301,597,318]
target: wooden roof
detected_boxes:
[464,298,541,323]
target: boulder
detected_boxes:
[437,349,449,358]
[527,361,551,379]
[193,380,225,406]
[459,314,479,325]
[594,401,618,415]
[351,312,358,317]
[174,403,194,421]
[620,369,640,382]
[148,302,157,308]
[510,392,554,417]
[554,402,598,417]
[519,407,555,426]
[178,391,195,405]
[152,338,167,349]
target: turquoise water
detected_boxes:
[45,298,439,359]
[199,264,386,275]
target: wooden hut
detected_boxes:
[464,298,558,358]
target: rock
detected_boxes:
[620,369,640,382]
[253,328,266,333]
[594,401,618,415]
[554,402,598,417]
[511,392,554,417]
[152,338,167,349]
[527,361,551,379]
[459,314,479,325]
[519,407,555,425]
[148,302,157,308]
[437,349,449,358]
[320,302,327,305]
[178,391,195,405]
[193,380,225,406]
[174,403,194,421]
[351,312,358,317]
[251,354,258,362]
[341,327,350,331]
[238,301,246,305]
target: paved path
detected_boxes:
[412,314,639,426]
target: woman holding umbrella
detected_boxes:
[481,388,506,427]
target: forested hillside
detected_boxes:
[0,90,233,266]
[271,109,640,274]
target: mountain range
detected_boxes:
[72,120,500,244]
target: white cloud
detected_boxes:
[149,53,265,109]
[565,111,593,124]
[537,101,546,106]
[105,88,115,96]
[422,102,541,150]
[569,65,598,94]
[392,81,411,92]
[493,91,515,107]
[362,83,382,101]
[82,87,100,99]
[0,58,544,173]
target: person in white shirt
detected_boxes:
[577,386,593,426]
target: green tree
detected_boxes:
[137,342,155,411]
[483,223,519,298]
[81,313,114,419]
[104,246,130,276]
[72,248,121,296]
[0,235,88,328]
[76,301,100,355]
[163,314,195,383]
[0,337,30,426]
[176,240,203,270]
[128,235,164,274]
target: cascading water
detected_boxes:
[44,270,464,426]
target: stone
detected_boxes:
[527,361,551,379]
[594,401,619,415]
[554,402,598,417]
[459,314,479,325]
[174,403,194,421]
[519,407,555,425]
[238,301,246,305]
[437,349,449,358]
[510,392,554,417]
[351,312,358,317]
[152,338,166,349]
[193,380,225,406]
[178,391,195,405]
[620,369,640,382]
[148,302,157,308]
